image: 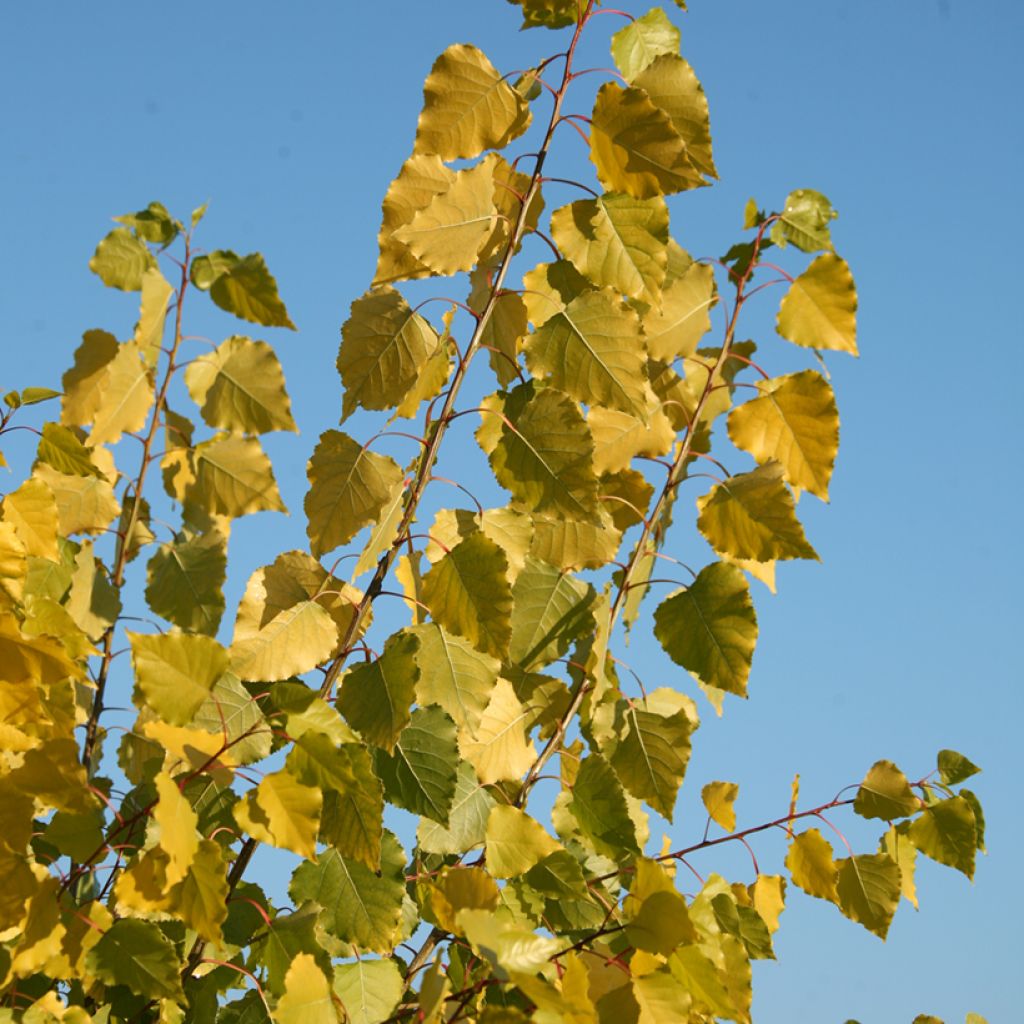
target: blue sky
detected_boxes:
[2,1,1021,1020]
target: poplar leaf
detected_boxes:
[88,228,156,291]
[571,754,639,856]
[702,781,740,832]
[176,839,229,943]
[907,796,977,879]
[786,829,839,902]
[458,677,536,784]
[234,768,322,859]
[633,54,717,179]
[641,261,716,361]
[418,760,496,855]
[530,510,622,571]
[634,968,695,1022]
[551,193,669,301]
[337,288,440,420]
[185,336,297,434]
[485,805,560,878]
[333,960,403,1024]
[611,704,692,820]
[375,705,459,823]
[188,434,285,518]
[34,460,120,536]
[770,189,837,253]
[204,252,296,330]
[152,770,199,884]
[86,340,155,446]
[750,875,787,933]
[422,533,513,659]
[854,760,919,821]
[697,462,818,562]
[611,7,681,81]
[2,478,59,560]
[836,854,901,939]
[393,159,497,277]
[352,474,407,578]
[588,402,674,475]
[85,919,184,1000]
[290,831,405,953]
[129,631,228,725]
[410,622,499,735]
[590,83,703,199]
[505,0,577,30]
[338,631,420,751]
[305,430,405,556]
[727,370,839,500]
[192,673,272,765]
[61,330,118,427]
[776,253,858,354]
[524,288,648,417]
[145,530,227,635]
[521,259,594,327]
[414,44,531,161]
[654,562,758,696]
[483,382,601,521]
[275,953,338,1024]
[474,288,527,387]
[937,749,981,786]
[115,200,179,244]
[37,423,103,478]
[229,599,338,683]
[135,266,175,365]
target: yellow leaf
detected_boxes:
[588,400,674,476]
[485,805,560,878]
[135,267,175,366]
[641,261,716,361]
[776,253,858,355]
[786,828,839,903]
[234,768,321,858]
[33,456,121,538]
[749,875,787,934]
[229,599,338,683]
[458,678,536,784]
[152,771,199,885]
[140,720,237,784]
[701,780,739,831]
[87,340,155,447]
[175,839,229,943]
[2,478,60,560]
[7,877,66,982]
[274,953,340,1024]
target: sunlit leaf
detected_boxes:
[89,228,156,291]
[187,434,286,518]
[61,329,118,428]
[836,853,901,939]
[333,959,403,1024]
[135,266,175,366]
[612,702,693,820]
[198,251,296,330]
[611,7,680,81]
[485,804,560,878]
[130,631,228,725]
[854,760,919,821]
[2,478,59,560]
[702,780,740,832]
[776,253,858,354]
[85,919,183,1000]
[234,767,321,859]
[907,796,977,879]
[229,599,338,684]
[641,261,715,361]
[145,529,227,635]
[937,749,981,786]
[770,189,837,253]
[275,953,339,1024]
[521,259,594,327]
[505,0,577,30]
[570,754,639,856]
[458,677,536,784]
[36,423,103,479]
[786,829,839,903]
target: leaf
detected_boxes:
[727,370,839,500]
[702,781,740,831]
[570,754,639,856]
[588,402,674,475]
[375,705,458,823]
[854,760,919,821]
[135,266,175,365]
[192,673,272,765]
[458,677,536,784]
[505,0,577,30]
[185,336,297,434]
[337,287,440,420]
[352,474,407,579]
[786,829,839,903]
[590,82,703,199]
[418,760,496,856]
[937,749,981,785]
[36,423,103,478]
[880,826,918,909]
[770,189,837,252]
[115,200,179,245]
[145,529,227,635]
[422,533,513,659]
[776,253,858,354]
[333,960,403,1024]
[2,478,59,560]
[552,193,669,301]
[229,599,338,683]
[338,630,419,751]
[907,796,977,879]
[85,919,184,1000]
[130,631,228,725]
[275,953,338,1024]
[458,909,560,977]
[836,853,901,939]
[524,288,648,417]
[204,252,296,330]
[611,703,692,820]
[234,768,322,859]
[611,7,680,81]
[485,805,560,878]
[654,561,758,696]
[81,338,155,447]
[393,158,497,277]
[750,875,787,933]
[521,259,594,327]
[414,44,531,161]
[697,462,818,562]
[176,838,229,943]
[290,831,405,953]
[34,460,120,536]
[61,329,119,427]
[305,430,405,556]
[187,434,285,518]
[89,228,156,291]
[483,382,600,521]
[152,770,199,884]
[641,261,715,361]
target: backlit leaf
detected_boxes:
[145,529,227,635]
[485,804,560,878]
[786,829,839,903]
[89,228,156,291]
[229,599,338,683]
[234,768,321,859]
[205,252,296,330]
[776,253,858,354]
[505,0,577,30]
[135,266,175,365]
[702,780,740,832]
[61,330,118,428]
[907,796,977,879]
[458,677,536,784]
[588,402,674,475]
[275,953,338,1024]
[418,760,495,856]
[187,434,285,518]
[2,478,59,560]
[192,673,272,766]
[938,749,981,786]
[836,853,901,939]
[521,260,593,328]
[130,631,228,725]
[152,770,199,884]
[36,423,103,478]
[612,703,692,820]
[611,7,680,81]
[770,189,837,253]
[83,340,155,446]
[641,261,715,361]
[176,839,229,942]
[570,753,639,856]
[333,960,403,1024]
[854,760,919,821]
[85,919,183,1001]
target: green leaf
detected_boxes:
[697,462,818,562]
[485,804,560,879]
[129,631,228,725]
[422,533,513,660]
[711,893,775,959]
[836,853,901,939]
[702,780,739,832]
[611,7,680,81]
[907,796,977,879]
[190,249,239,289]
[570,753,639,857]
[305,430,405,557]
[145,529,227,636]
[337,287,440,421]
[414,44,531,161]
[786,829,839,903]
[937,749,981,785]
[185,336,297,434]
[482,382,600,522]
[551,193,669,301]
[36,423,103,478]
[234,767,322,859]
[393,158,497,277]
[251,904,331,998]
[192,673,272,766]
[641,261,715,362]
[505,0,577,30]
[770,189,837,252]
[654,561,758,696]
[88,228,156,291]
[418,760,495,856]
[668,944,735,1018]
[333,960,403,1024]
[590,82,703,198]
[854,760,919,821]
[187,434,285,518]
[229,599,338,683]
[19,387,61,407]
[458,909,561,978]
[199,251,296,330]
[375,705,458,824]
[45,808,105,862]
[727,370,839,500]
[114,201,179,245]
[338,630,420,751]
[274,953,338,1024]
[458,677,536,784]
[776,253,858,355]
[85,919,184,1000]
[611,702,692,820]
[290,830,405,953]
[524,288,648,417]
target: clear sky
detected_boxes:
[2,1,1021,1020]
